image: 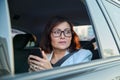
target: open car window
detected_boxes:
[8,0,101,75]
[1,0,100,76]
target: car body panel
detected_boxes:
[1,56,120,80]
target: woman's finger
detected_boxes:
[29,55,44,62]
[41,50,48,60]
[30,59,45,68]
[30,63,45,71]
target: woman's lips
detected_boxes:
[58,41,66,44]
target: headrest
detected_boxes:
[13,33,36,49]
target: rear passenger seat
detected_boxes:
[13,33,36,74]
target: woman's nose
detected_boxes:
[60,32,65,38]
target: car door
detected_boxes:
[1,0,120,80]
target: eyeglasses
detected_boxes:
[51,29,72,37]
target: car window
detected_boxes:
[8,0,101,74]
[1,0,106,77]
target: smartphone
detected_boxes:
[28,48,43,58]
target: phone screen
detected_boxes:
[27,48,43,58]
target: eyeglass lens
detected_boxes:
[52,28,72,37]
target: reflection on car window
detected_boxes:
[103,0,120,49]
[107,0,120,7]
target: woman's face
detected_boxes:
[50,22,72,50]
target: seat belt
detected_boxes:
[51,51,76,67]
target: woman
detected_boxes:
[28,16,92,71]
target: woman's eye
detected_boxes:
[54,31,60,34]
[65,30,71,34]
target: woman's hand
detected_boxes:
[28,50,53,71]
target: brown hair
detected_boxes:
[40,16,81,53]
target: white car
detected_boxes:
[0,0,120,80]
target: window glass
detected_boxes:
[102,0,120,49]
[85,0,120,58]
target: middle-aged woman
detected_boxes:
[28,16,92,71]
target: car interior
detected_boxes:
[7,0,101,74]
